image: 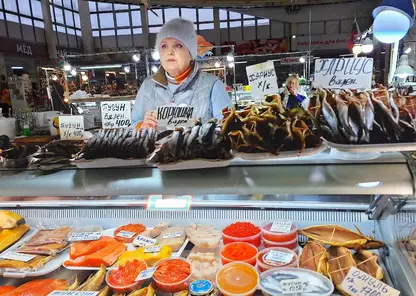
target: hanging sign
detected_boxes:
[340,267,400,296]
[156,104,195,129]
[313,57,373,89]
[246,61,280,100]
[59,116,84,140]
[101,101,131,129]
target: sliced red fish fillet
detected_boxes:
[70,236,115,259]
[4,279,68,296]
[0,286,15,294]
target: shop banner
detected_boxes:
[101,101,131,129]
[222,38,288,55]
[313,57,373,89]
[59,115,84,140]
[246,61,279,99]
[157,104,195,129]
[296,34,350,51]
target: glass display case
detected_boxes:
[0,151,415,295]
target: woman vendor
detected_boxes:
[281,74,309,110]
[132,18,232,129]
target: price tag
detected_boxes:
[246,61,279,100]
[157,104,195,129]
[133,235,157,247]
[59,116,84,140]
[101,101,131,129]
[147,195,192,211]
[48,292,99,296]
[264,250,294,264]
[69,232,102,242]
[281,279,308,295]
[144,245,162,253]
[270,221,292,233]
[162,232,183,239]
[136,267,157,281]
[0,252,36,262]
[341,267,400,296]
[116,231,136,239]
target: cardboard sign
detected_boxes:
[270,221,293,233]
[48,292,99,296]
[281,279,309,294]
[313,57,373,89]
[101,101,131,129]
[147,195,192,211]
[59,116,84,140]
[157,105,195,129]
[341,267,400,296]
[69,232,102,242]
[0,252,35,262]
[246,61,279,100]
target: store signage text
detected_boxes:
[280,57,303,65]
[246,60,279,99]
[59,116,84,140]
[157,105,195,129]
[314,57,373,89]
[16,44,32,56]
[101,101,131,129]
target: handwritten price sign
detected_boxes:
[341,267,400,296]
[246,61,279,100]
[313,57,373,89]
[59,116,84,140]
[101,101,131,129]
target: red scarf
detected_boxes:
[166,66,193,85]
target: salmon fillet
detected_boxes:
[4,279,68,296]
[18,243,68,256]
[70,236,115,259]
[0,286,15,294]
[65,241,126,267]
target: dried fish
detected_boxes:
[298,225,386,250]
[353,250,384,280]
[299,241,327,275]
[77,265,106,291]
[327,246,356,294]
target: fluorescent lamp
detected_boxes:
[405,47,412,54]
[63,62,71,71]
[124,66,130,73]
[152,51,160,61]
[52,75,58,81]
[133,54,140,62]
[299,56,306,63]
[70,69,77,76]
[292,35,296,39]
[361,37,374,53]
[11,66,24,69]
[82,74,88,81]
[394,54,414,78]
[79,64,122,70]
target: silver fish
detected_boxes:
[320,89,341,140]
[335,93,355,140]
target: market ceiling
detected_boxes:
[89,0,364,8]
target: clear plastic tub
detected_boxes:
[105,259,147,293]
[256,247,298,273]
[222,231,262,247]
[259,267,334,296]
[263,235,298,250]
[153,258,192,293]
[220,242,258,266]
[216,262,259,296]
[261,221,297,243]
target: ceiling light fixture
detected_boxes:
[152,51,160,61]
[63,62,71,71]
[361,37,374,53]
[405,46,412,54]
[70,69,77,76]
[124,66,130,73]
[133,54,140,62]
[394,54,414,78]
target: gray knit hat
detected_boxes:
[155,18,197,59]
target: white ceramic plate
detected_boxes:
[72,158,147,169]
[157,159,232,171]
[233,144,327,160]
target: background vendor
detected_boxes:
[281,75,309,110]
[131,18,232,129]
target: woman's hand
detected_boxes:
[142,110,157,128]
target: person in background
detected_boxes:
[131,18,231,129]
[281,74,309,110]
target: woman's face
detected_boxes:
[159,38,192,77]
[287,80,297,90]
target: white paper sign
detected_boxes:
[246,61,279,100]
[281,279,309,295]
[162,232,183,239]
[116,231,136,239]
[157,105,195,129]
[270,221,292,233]
[0,252,36,262]
[341,267,400,296]
[133,235,157,247]
[48,292,99,296]
[59,116,84,140]
[313,57,373,89]
[144,245,162,253]
[264,250,294,264]
[69,232,102,242]
[101,101,131,129]
[136,267,157,281]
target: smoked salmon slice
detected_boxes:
[65,240,126,267]
[0,286,15,293]
[4,279,68,296]
[70,236,115,259]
